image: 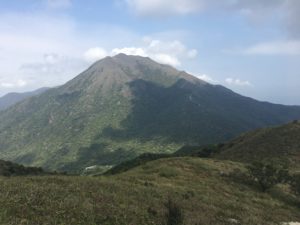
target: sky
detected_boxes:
[0,0,300,105]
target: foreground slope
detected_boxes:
[216,121,300,171]
[0,87,49,111]
[1,54,300,172]
[0,157,299,225]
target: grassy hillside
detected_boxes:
[1,54,300,173]
[0,157,299,225]
[216,120,300,172]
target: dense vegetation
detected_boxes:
[1,54,300,173]
[247,162,290,192]
[0,157,299,225]
[0,159,46,176]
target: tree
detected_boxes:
[247,162,289,192]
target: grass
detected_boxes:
[0,157,299,225]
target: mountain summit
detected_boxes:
[0,54,299,172]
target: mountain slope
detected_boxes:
[216,120,300,171]
[0,87,49,111]
[0,54,300,172]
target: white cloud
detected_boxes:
[111,47,147,56]
[125,0,203,16]
[122,0,284,17]
[0,12,90,95]
[187,49,198,59]
[44,53,60,64]
[193,74,218,84]
[108,38,197,67]
[83,48,108,63]
[152,54,181,67]
[283,0,300,38]
[242,40,300,55]
[47,0,72,9]
[20,54,87,88]
[225,78,252,86]
[0,11,197,96]
[123,0,300,38]
[0,79,27,88]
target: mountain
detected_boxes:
[0,54,300,172]
[0,87,49,111]
[216,120,300,171]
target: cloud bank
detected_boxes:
[123,0,300,38]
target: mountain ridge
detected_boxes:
[0,87,49,111]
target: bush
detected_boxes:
[291,174,300,196]
[228,168,254,186]
[247,162,289,192]
[159,167,178,178]
[165,199,184,225]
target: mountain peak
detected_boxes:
[113,53,150,60]
[79,54,194,89]
[1,53,300,172]
[90,54,150,71]
[113,53,135,59]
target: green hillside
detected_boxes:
[1,157,299,225]
[1,54,300,172]
[216,120,300,172]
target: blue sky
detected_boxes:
[0,0,300,105]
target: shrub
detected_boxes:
[291,174,300,196]
[165,199,184,225]
[228,168,254,186]
[159,167,178,178]
[247,162,289,192]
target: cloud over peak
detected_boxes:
[83,38,198,67]
[83,48,108,63]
